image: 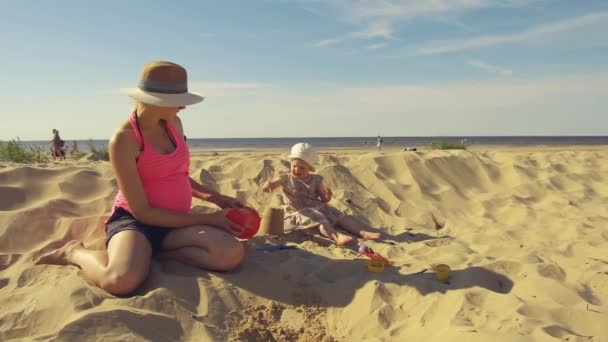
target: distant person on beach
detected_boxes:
[70,140,79,154]
[50,129,66,160]
[377,135,383,152]
[36,61,246,295]
[262,143,380,246]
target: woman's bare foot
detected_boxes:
[35,240,83,265]
[360,230,381,240]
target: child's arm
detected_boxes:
[317,177,333,203]
[262,178,283,193]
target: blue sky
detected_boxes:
[1,0,607,139]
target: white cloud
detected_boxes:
[352,20,394,39]
[190,73,608,137]
[189,82,269,97]
[314,21,394,48]
[416,11,608,55]
[314,37,345,47]
[344,0,526,20]
[466,59,513,75]
[8,73,608,139]
[367,42,388,50]
[260,74,606,115]
[312,0,530,48]
[315,20,394,47]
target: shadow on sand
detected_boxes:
[197,231,513,308]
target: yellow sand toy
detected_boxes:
[435,264,451,282]
[359,245,391,273]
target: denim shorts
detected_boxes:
[105,207,171,255]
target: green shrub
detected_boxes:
[70,152,88,160]
[0,138,50,163]
[430,138,467,150]
[88,140,110,161]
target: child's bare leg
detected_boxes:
[336,216,381,240]
[318,223,353,246]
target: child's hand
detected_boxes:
[262,181,273,193]
[319,186,333,203]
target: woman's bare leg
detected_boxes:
[318,223,353,246]
[160,225,244,272]
[35,230,152,295]
[336,216,381,240]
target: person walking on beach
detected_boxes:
[262,143,380,246]
[50,129,66,160]
[70,140,79,154]
[36,61,246,295]
[377,135,383,152]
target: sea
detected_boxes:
[17,136,608,152]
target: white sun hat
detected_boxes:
[120,61,204,107]
[288,142,317,171]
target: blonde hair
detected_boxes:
[131,103,139,115]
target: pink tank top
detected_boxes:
[111,114,192,217]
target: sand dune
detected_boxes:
[0,147,607,341]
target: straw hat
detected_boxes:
[288,143,317,171]
[121,61,204,107]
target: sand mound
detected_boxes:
[1,147,607,341]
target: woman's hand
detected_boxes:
[213,194,245,209]
[204,210,245,236]
[319,187,333,203]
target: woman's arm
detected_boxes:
[173,116,243,209]
[190,178,220,202]
[190,178,244,209]
[109,129,243,235]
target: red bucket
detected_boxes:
[226,207,261,239]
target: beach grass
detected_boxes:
[430,138,467,150]
[0,138,50,163]
[88,140,110,161]
[70,152,88,160]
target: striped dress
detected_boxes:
[279,173,344,231]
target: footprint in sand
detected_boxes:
[69,287,106,311]
[484,260,522,277]
[54,308,183,341]
[423,238,453,247]
[536,263,566,282]
[208,165,222,173]
[0,186,27,211]
[577,283,603,306]
[543,325,594,340]
[0,253,22,271]
[451,292,488,327]
[16,267,49,288]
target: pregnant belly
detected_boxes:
[144,176,192,213]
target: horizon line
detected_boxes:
[9,134,608,142]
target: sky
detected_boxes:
[1,0,607,140]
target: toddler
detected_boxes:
[263,143,380,245]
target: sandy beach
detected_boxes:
[0,146,607,341]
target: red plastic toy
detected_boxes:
[358,245,391,265]
[226,207,261,239]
